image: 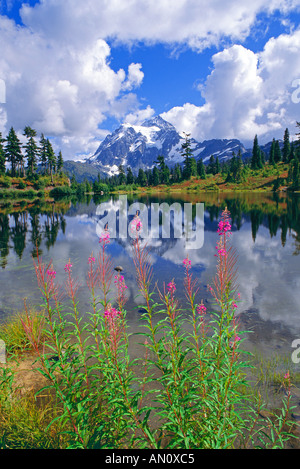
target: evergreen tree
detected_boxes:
[161,165,170,184]
[197,158,206,179]
[126,167,134,185]
[56,150,64,174]
[152,166,160,186]
[70,174,78,191]
[207,155,216,175]
[181,132,194,180]
[39,134,48,174]
[5,127,23,177]
[251,135,263,170]
[118,164,126,185]
[236,150,244,182]
[282,128,290,163]
[0,132,5,175]
[274,140,282,164]
[269,139,275,165]
[173,163,182,182]
[23,126,38,176]
[154,155,166,183]
[289,141,295,163]
[46,139,56,182]
[137,168,147,186]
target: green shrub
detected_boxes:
[49,186,72,198]
[18,181,27,189]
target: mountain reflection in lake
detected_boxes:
[0,191,300,358]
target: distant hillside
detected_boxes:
[63,160,104,183]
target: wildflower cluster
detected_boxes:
[167,280,176,295]
[17,207,296,450]
[114,273,128,309]
[99,230,110,244]
[47,267,56,279]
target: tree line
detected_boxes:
[103,123,300,189]
[0,126,64,182]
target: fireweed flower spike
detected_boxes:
[131,213,143,237]
[197,301,207,316]
[103,304,123,354]
[99,230,110,244]
[114,273,128,309]
[47,264,57,279]
[64,260,73,272]
[183,256,191,267]
[167,280,176,295]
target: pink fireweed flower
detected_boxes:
[114,274,128,290]
[103,304,123,354]
[215,246,227,257]
[183,256,191,267]
[47,268,56,279]
[131,215,143,235]
[284,371,290,380]
[229,335,241,348]
[64,261,72,272]
[88,256,95,264]
[114,274,128,309]
[197,302,207,315]
[217,219,232,236]
[232,302,238,309]
[99,230,110,244]
[104,305,122,319]
[167,280,176,295]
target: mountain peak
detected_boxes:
[88,116,247,175]
[142,115,175,130]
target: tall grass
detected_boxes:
[0,208,298,449]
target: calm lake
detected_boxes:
[1,191,300,362]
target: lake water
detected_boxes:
[1,191,300,362]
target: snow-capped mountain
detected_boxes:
[86,116,247,176]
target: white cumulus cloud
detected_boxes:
[163,29,300,145]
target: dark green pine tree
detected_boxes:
[151,166,159,186]
[39,133,48,174]
[173,163,182,182]
[282,128,290,163]
[0,132,5,175]
[56,150,64,174]
[5,127,23,177]
[274,140,282,164]
[181,132,194,180]
[137,168,147,187]
[118,164,126,185]
[251,135,263,170]
[190,157,197,177]
[207,155,215,174]
[126,166,134,185]
[23,126,38,176]
[289,141,295,163]
[161,164,170,184]
[269,139,275,165]
[197,158,206,179]
[46,139,56,182]
[154,155,166,183]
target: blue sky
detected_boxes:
[0,0,300,160]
